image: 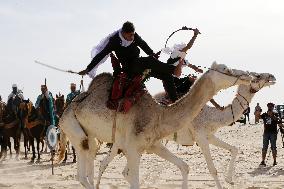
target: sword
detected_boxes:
[34,60,79,74]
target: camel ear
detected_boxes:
[56,94,58,98]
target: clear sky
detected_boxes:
[0,0,283,112]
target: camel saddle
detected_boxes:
[106,53,148,113]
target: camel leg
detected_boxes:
[77,151,93,189]
[122,164,131,183]
[125,150,141,189]
[150,143,189,189]
[196,133,222,189]
[60,112,91,188]
[96,144,119,189]
[86,137,98,189]
[63,150,68,163]
[209,135,238,184]
[72,146,76,163]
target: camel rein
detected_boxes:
[229,80,268,124]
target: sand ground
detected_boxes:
[0,121,284,189]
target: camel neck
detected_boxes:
[157,74,215,138]
[228,85,255,123]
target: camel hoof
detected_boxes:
[96,184,100,189]
[225,177,234,185]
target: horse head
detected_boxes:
[55,94,65,117]
[18,99,34,126]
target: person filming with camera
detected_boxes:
[260,102,284,166]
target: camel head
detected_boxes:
[208,62,252,91]
[249,72,276,93]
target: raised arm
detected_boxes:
[79,38,115,75]
[181,28,200,53]
[135,33,154,55]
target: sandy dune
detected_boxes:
[0,121,284,189]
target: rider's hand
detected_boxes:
[78,69,88,76]
[196,67,203,73]
[193,28,201,36]
[152,51,161,59]
[189,64,203,73]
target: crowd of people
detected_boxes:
[0,82,83,129]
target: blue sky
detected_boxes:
[0,0,283,111]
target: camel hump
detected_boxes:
[87,72,113,92]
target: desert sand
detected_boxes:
[0,121,284,189]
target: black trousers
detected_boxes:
[128,56,177,101]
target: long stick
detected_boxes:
[34,60,79,74]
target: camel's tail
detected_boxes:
[57,131,67,164]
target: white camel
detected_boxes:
[158,72,276,188]
[57,62,253,189]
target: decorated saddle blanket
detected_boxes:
[106,54,147,113]
[106,72,146,113]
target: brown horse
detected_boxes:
[0,96,22,161]
[55,94,76,163]
[19,99,49,162]
[0,102,12,158]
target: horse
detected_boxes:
[0,95,22,161]
[0,102,12,158]
[18,98,51,162]
[55,93,76,163]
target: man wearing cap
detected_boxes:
[35,85,55,126]
[7,84,24,103]
[260,102,283,166]
[66,83,80,105]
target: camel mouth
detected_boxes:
[265,80,276,86]
[250,72,277,87]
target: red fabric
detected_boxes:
[119,88,145,113]
[106,53,146,113]
[111,73,128,100]
[124,75,143,97]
